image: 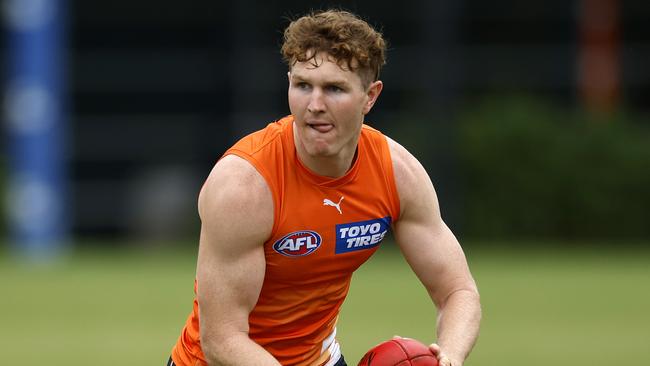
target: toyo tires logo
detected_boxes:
[272,230,322,257]
[335,217,391,254]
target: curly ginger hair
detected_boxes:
[281,10,387,88]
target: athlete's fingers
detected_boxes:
[428,344,457,365]
[428,343,442,356]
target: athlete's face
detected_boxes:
[288,52,382,168]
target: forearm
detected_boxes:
[203,332,281,366]
[435,289,481,365]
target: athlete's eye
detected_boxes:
[326,85,343,93]
[295,82,310,90]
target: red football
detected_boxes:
[357,338,439,366]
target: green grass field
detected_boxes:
[1,242,648,365]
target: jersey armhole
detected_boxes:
[377,134,402,227]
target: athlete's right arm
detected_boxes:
[195,154,280,366]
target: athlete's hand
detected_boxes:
[428,343,460,366]
[392,336,459,366]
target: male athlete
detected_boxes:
[169,9,480,366]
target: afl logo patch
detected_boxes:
[273,230,322,257]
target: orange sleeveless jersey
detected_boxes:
[172,115,401,366]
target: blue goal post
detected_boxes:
[4,0,69,259]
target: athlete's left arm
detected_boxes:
[387,137,481,366]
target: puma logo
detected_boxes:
[323,196,344,215]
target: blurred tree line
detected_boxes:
[0,161,4,237]
[455,96,650,241]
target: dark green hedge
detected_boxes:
[0,159,5,237]
[457,97,650,240]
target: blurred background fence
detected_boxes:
[2,2,650,365]
[2,0,650,251]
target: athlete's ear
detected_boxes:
[287,71,291,85]
[363,80,383,115]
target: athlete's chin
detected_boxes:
[304,143,336,157]
[302,135,337,156]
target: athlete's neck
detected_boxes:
[297,147,358,178]
[294,139,358,178]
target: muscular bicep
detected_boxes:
[196,155,274,342]
[389,138,477,307]
[394,213,474,307]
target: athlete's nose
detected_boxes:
[307,89,325,114]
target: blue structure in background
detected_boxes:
[4,0,68,259]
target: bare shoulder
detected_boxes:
[386,136,438,218]
[198,154,274,244]
[386,137,424,184]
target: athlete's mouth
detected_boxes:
[307,121,334,133]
